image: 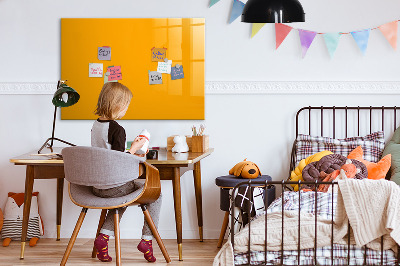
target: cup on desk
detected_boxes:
[146,150,158,160]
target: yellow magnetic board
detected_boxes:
[61,18,205,120]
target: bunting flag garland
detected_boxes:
[229,0,245,24]
[251,23,266,38]
[378,21,398,50]
[351,29,370,55]
[298,29,317,58]
[323,33,341,58]
[209,0,220,7]
[275,23,293,49]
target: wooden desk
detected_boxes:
[10,147,213,261]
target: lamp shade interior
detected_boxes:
[242,0,305,23]
[52,84,80,107]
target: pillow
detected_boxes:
[348,146,391,180]
[295,131,385,167]
[382,126,400,184]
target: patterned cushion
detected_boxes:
[295,131,385,166]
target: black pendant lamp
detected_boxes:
[242,0,305,23]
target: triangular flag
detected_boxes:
[251,23,265,38]
[229,0,245,24]
[298,29,317,58]
[275,23,293,49]
[351,29,370,55]
[209,0,220,7]
[323,33,341,58]
[378,21,397,50]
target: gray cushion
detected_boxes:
[382,126,400,184]
[69,180,145,208]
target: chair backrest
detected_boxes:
[62,146,145,187]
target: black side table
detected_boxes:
[215,175,275,248]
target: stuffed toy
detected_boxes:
[0,208,3,232]
[289,150,333,191]
[348,146,391,180]
[1,192,44,247]
[317,160,360,193]
[229,159,261,179]
[172,135,189,153]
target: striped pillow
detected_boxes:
[1,217,41,240]
[294,131,385,167]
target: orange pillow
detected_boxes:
[347,146,391,180]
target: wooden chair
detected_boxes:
[60,146,171,265]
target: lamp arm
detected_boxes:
[50,105,57,148]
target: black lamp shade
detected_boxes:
[52,83,80,107]
[241,0,305,23]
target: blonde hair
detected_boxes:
[95,82,133,120]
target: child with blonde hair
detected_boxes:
[91,82,161,263]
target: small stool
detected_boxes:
[215,175,275,248]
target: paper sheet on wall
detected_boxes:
[104,72,117,84]
[98,46,111,60]
[151,47,167,62]
[171,64,184,80]
[89,63,103,77]
[107,65,122,81]
[148,71,162,85]
[157,59,172,74]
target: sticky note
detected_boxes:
[171,64,184,80]
[149,71,162,85]
[151,47,167,62]
[104,72,117,84]
[107,66,122,81]
[157,60,172,74]
[89,63,103,77]
[98,46,111,60]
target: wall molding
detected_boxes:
[1,81,400,95]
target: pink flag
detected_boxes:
[298,29,317,58]
[378,21,398,50]
[275,23,293,49]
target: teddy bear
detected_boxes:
[229,159,261,179]
[1,192,44,247]
[172,135,189,153]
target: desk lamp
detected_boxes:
[241,0,305,23]
[38,80,80,154]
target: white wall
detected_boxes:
[1,0,400,240]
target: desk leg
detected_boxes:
[56,178,64,241]
[20,165,35,259]
[172,167,183,261]
[193,161,203,242]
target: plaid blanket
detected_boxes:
[234,191,397,265]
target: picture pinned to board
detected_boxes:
[151,47,167,62]
[104,71,118,84]
[171,64,184,80]
[149,71,162,85]
[107,65,122,81]
[157,58,172,74]
[98,46,111,60]
[89,63,103,77]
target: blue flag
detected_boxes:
[323,33,341,58]
[209,0,220,7]
[351,29,370,55]
[229,0,245,23]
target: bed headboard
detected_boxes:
[290,106,400,179]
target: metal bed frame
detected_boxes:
[230,106,400,266]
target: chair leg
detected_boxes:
[141,205,171,263]
[91,209,108,258]
[114,209,121,266]
[60,208,88,266]
[217,211,230,248]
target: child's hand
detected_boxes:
[128,137,147,154]
[134,148,149,157]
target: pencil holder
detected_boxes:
[191,135,209,153]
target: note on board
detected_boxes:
[171,64,184,80]
[151,47,167,62]
[107,65,122,81]
[157,60,172,74]
[98,46,111,60]
[89,63,103,77]
[149,71,162,85]
[104,72,117,84]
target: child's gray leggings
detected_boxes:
[92,179,162,240]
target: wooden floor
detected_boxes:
[0,239,221,265]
